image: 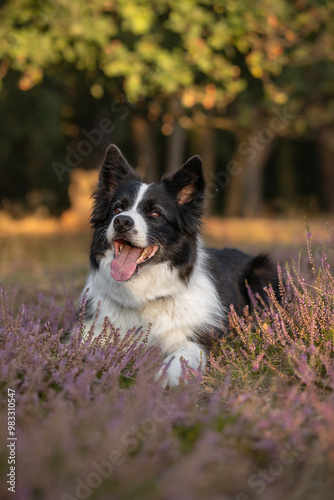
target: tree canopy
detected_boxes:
[1,0,333,131]
[1,0,334,216]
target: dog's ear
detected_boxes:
[99,144,138,192]
[162,155,205,206]
[91,145,139,224]
[162,155,205,233]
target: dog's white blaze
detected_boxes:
[81,242,225,387]
[106,183,150,247]
[132,183,150,211]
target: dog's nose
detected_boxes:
[113,215,134,233]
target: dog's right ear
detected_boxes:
[98,144,138,192]
[91,145,139,224]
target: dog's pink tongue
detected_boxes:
[111,244,142,281]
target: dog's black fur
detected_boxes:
[207,248,277,317]
[79,145,278,386]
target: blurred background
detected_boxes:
[0,0,334,302]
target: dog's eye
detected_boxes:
[150,211,160,218]
[115,207,123,214]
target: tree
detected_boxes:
[1,0,334,215]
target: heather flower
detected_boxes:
[0,231,334,499]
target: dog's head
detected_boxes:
[90,145,205,281]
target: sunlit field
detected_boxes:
[1,216,333,306]
[1,215,334,500]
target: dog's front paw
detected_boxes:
[155,343,206,388]
[156,354,183,388]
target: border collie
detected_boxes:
[80,145,277,386]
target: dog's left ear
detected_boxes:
[163,155,205,207]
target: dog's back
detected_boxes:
[207,247,278,317]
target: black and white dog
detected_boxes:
[80,145,277,386]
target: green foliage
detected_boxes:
[0,0,333,131]
[1,0,334,216]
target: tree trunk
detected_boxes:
[166,120,186,174]
[225,127,277,217]
[193,126,216,214]
[277,139,296,202]
[317,131,334,212]
[166,96,187,174]
[131,114,159,183]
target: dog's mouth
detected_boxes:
[111,239,159,282]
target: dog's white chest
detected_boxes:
[82,251,224,357]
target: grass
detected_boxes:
[0,217,334,500]
[1,216,334,303]
[0,232,90,307]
